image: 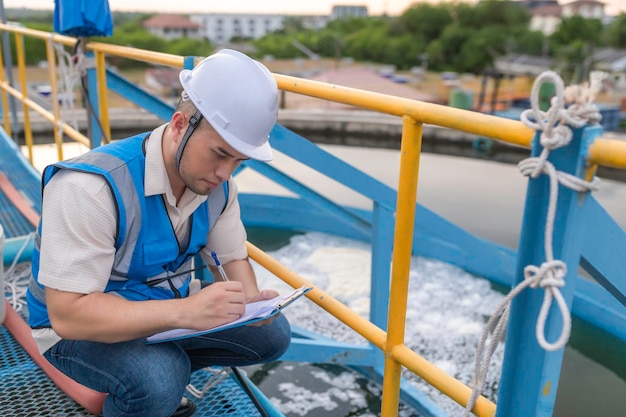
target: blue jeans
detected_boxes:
[43,315,290,417]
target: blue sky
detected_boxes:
[4,0,626,17]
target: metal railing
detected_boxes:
[1,22,625,417]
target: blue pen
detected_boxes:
[211,251,229,281]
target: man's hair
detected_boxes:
[175,92,212,130]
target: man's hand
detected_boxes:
[247,289,279,303]
[184,281,246,330]
[246,289,281,327]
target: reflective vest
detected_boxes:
[27,133,228,328]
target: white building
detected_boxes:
[562,0,605,19]
[530,4,563,35]
[330,5,368,20]
[142,14,201,40]
[190,14,284,44]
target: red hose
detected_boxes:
[3,300,106,415]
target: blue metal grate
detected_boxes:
[0,322,275,416]
[0,324,92,416]
[0,129,41,238]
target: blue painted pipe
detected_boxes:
[2,235,34,266]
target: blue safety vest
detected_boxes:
[27,133,228,328]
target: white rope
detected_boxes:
[463,70,603,416]
[185,367,231,399]
[3,233,35,313]
[52,36,84,131]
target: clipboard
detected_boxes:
[146,285,312,344]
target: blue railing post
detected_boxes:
[184,55,195,70]
[85,50,102,149]
[370,202,395,369]
[495,123,603,417]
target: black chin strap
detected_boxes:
[175,110,204,172]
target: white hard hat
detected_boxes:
[179,49,278,161]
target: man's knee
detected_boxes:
[261,314,292,362]
[104,344,191,416]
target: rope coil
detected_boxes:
[463,70,604,416]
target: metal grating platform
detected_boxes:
[0,322,273,416]
[0,324,92,416]
[0,129,41,238]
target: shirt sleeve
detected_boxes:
[37,170,117,294]
[202,178,248,265]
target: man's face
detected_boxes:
[178,123,248,195]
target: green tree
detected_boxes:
[398,3,453,42]
[472,0,530,27]
[604,13,626,47]
[551,16,603,47]
[434,24,478,71]
[168,38,213,57]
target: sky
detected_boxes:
[2,0,626,17]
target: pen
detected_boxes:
[211,251,229,282]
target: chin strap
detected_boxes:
[175,110,204,172]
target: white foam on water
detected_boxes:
[253,232,506,416]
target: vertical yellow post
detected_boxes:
[46,38,64,161]
[95,50,111,143]
[15,33,34,164]
[0,37,12,137]
[381,116,423,417]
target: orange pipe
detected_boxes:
[3,300,106,415]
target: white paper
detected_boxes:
[147,286,310,343]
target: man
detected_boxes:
[27,49,291,417]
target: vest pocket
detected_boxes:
[142,239,178,266]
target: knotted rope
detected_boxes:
[51,35,84,132]
[462,70,604,416]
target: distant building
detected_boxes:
[495,54,553,77]
[298,15,329,30]
[330,5,368,20]
[526,0,607,35]
[561,0,605,19]
[519,0,560,11]
[190,14,284,44]
[142,14,201,40]
[530,4,563,34]
[591,48,626,73]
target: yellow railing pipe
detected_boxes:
[87,41,185,68]
[0,80,90,147]
[587,138,626,170]
[276,73,626,174]
[0,23,77,47]
[0,38,11,137]
[391,344,497,417]
[274,73,536,148]
[45,37,64,161]
[381,116,424,417]
[246,241,389,344]
[246,241,497,416]
[14,33,34,165]
[95,50,111,143]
